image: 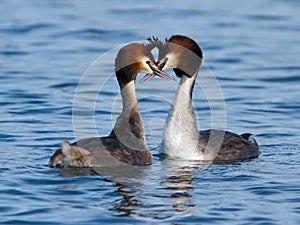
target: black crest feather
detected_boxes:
[147,36,165,50]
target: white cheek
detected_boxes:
[141,59,152,73]
[141,57,149,62]
[164,53,177,70]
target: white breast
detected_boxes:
[161,75,205,160]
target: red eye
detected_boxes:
[146,61,150,64]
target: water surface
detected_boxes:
[1,0,300,224]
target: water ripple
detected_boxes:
[258,75,300,83]
[1,0,300,224]
[0,23,57,34]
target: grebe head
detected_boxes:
[115,43,172,88]
[152,35,203,78]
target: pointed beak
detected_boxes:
[158,57,168,70]
[150,64,174,80]
[140,61,174,84]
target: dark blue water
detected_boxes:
[1,0,300,224]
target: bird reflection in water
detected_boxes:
[109,159,210,219]
[161,159,211,217]
[54,160,212,219]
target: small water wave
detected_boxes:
[51,28,137,41]
[1,0,300,224]
[258,75,300,83]
[0,23,57,34]
[246,14,287,21]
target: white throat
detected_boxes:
[112,80,147,148]
[121,81,137,113]
[161,71,203,160]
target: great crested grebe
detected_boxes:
[49,42,172,167]
[151,35,260,161]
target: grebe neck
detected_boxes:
[169,71,199,135]
[161,71,200,158]
[111,80,146,147]
[120,80,138,113]
[174,74,197,108]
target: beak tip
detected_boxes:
[143,62,175,83]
